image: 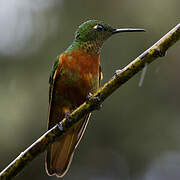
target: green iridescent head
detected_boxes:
[75,20,145,43]
[75,20,114,43]
[67,20,145,55]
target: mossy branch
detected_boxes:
[1,23,180,180]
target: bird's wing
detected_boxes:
[49,55,60,104]
[47,55,63,129]
[45,55,92,178]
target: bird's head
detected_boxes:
[75,20,145,45]
[66,20,145,55]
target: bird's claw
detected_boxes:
[86,92,93,101]
[57,123,64,132]
[65,112,72,122]
[86,93,102,110]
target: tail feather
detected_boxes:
[45,114,91,177]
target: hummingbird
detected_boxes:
[45,20,145,177]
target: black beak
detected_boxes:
[112,28,146,34]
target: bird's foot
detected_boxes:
[57,123,64,132]
[86,92,93,101]
[65,112,72,122]
[56,112,72,132]
[86,93,102,110]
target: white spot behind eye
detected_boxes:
[93,25,99,29]
[93,24,103,30]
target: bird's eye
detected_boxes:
[93,24,104,31]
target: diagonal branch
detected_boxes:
[0,23,180,180]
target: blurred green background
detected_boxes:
[0,0,180,179]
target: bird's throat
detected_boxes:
[66,40,103,56]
